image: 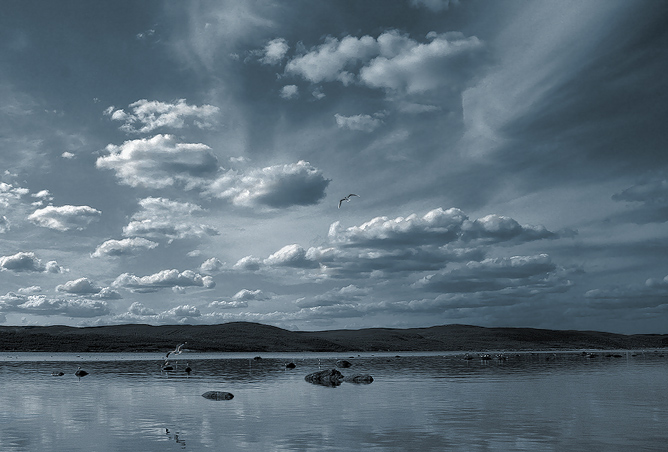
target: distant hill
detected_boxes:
[0,322,666,353]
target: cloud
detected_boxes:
[612,174,668,223]
[17,286,42,294]
[56,277,101,294]
[0,292,110,318]
[0,252,62,273]
[112,269,215,293]
[104,99,219,134]
[284,30,486,97]
[264,244,321,269]
[114,303,202,323]
[232,289,265,301]
[28,205,101,231]
[280,85,299,99]
[206,160,329,209]
[209,300,248,309]
[408,0,459,12]
[415,254,569,294]
[97,134,219,189]
[584,274,668,309]
[334,113,383,132]
[260,38,289,65]
[295,285,368,308]
[92,237,159,257]
[235,207,559,282]
[0,216,9,233]
[328,208,555,247]
[285,35,378,84]
[200,257,225,274]
[61,151,75,159]
[123,197,218,242]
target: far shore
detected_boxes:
[1,322,667,353]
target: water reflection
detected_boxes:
[0,351,667,451]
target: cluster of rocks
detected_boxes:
[304,368,374,387]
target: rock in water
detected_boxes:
[343,374,374,384]
[304,369,345,387]
[202,391,234,400]
[336,360,352,368]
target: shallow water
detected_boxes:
[0,351,666,451]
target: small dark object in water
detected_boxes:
[253,356,262,361]
[75,367,88,379]
[305,369,345,387]
[51,371,64,376]
[184,364,192,375]
[463,353,474,360]
[202,391,234,400]
[336,360,352,368]
[479,354,491,360]
[343,374,374,384]
[285,362,296,369]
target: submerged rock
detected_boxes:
[336,360,352,368]
[285,362,296,369]
[343,374,374,384]
[202,391,234,400]
[305,369,345,387]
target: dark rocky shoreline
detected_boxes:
[0,322,666,353]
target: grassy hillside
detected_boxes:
[0,322,666,353]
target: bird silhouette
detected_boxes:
[338,194,359,208]
[74,366,88,380]
[165,342,187,359]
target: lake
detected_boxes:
[0,350,666,451]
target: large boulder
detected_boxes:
[304,369,345,387]
[343,374,374,384]
[202,391,234,400]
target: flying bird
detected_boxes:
[338,194,359,208]
[166,342,187,359]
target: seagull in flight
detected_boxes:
[166,342,187,359]
[338,194,359,208]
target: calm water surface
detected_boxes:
[0,351,666,451]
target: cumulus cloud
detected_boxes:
[112,269,215,293]
[104,99,219,134]
[235,207,558,282]
[0,292,110,318]
[128,302,157,316]
[0,252,62,273]
[260,38,289,65]
[92,237,159,257]
[97,134,219,190]
[115,303,201,324]
[123,197,218,242]
[286,35,378,84]
[280,84,299,99]
[209,300,248,309]
[0,182,29,207]
[27,205,101,231]
[18,286,42,294]
[334,113,383,132]
[284,30,486,96]
[232,289,265,301]
[200,257,225,274]
[206,160,329,209]
[61,151,75,159]
[56,277,101,294]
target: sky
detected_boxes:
[1,0,667,334]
